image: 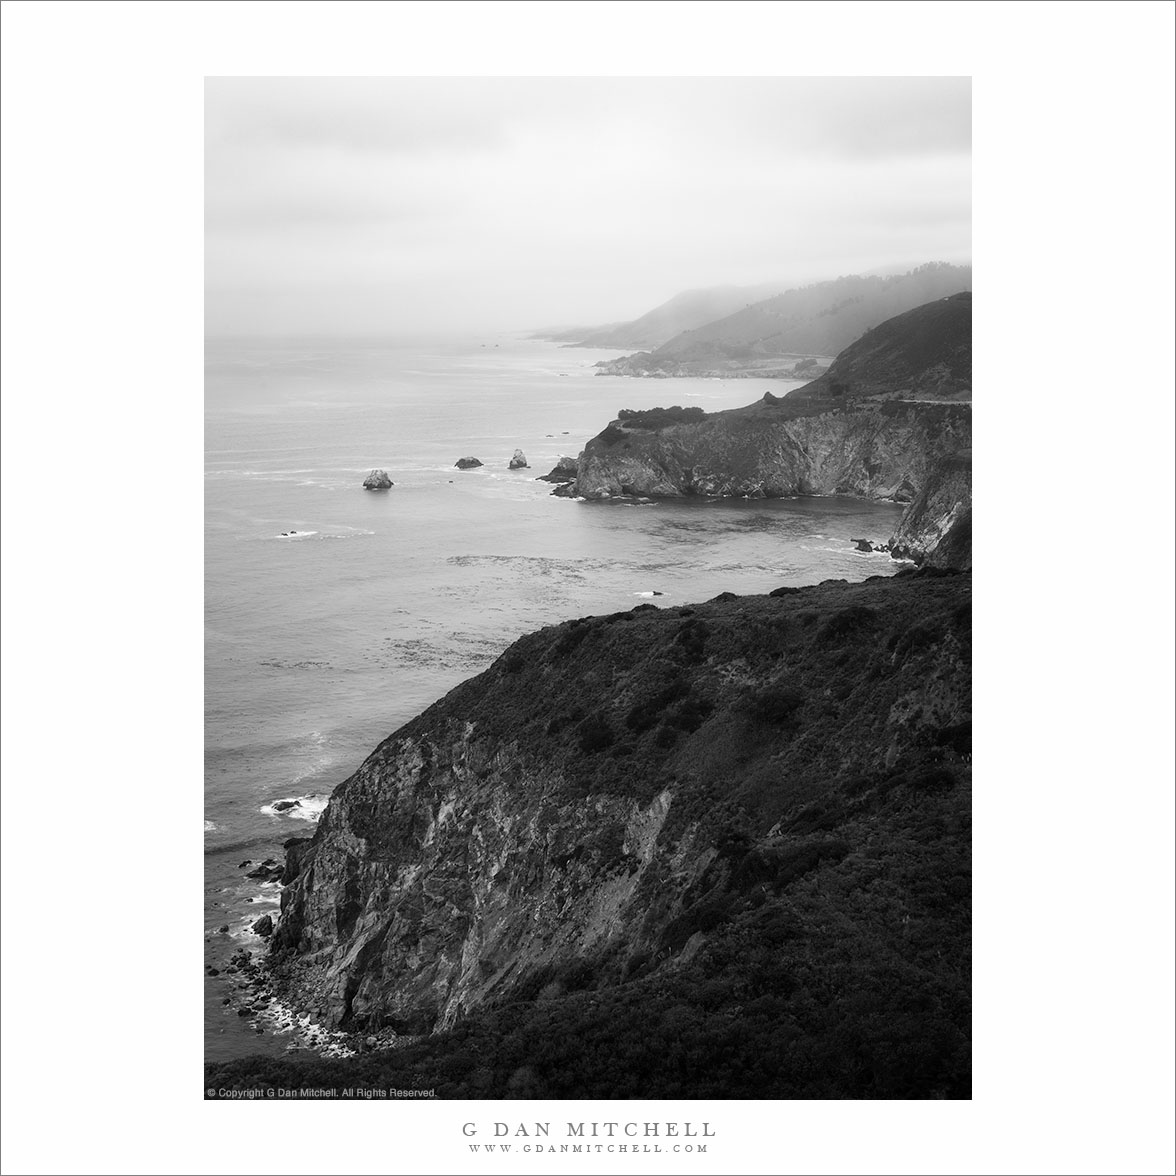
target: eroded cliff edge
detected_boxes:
[569,294,973,566]
[268,571,971,1095]
[572,398,971,510]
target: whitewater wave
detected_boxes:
[259,794,329,822]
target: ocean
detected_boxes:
[203,333,905,1062]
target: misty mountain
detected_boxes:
[554,282,795,351]
[787,290,972,402]
[596,263,972,376]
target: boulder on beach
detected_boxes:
[508,449,529,469]
[454,457,483,469]
[363,469,394,490]
[252,915,274,938]
[536,455,579,484]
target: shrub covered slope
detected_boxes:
[208,569,971,1099]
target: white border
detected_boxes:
[2,3,1174,1175]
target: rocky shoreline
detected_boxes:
[207,859,416,1061]
[593,355,831,380]
[207,565,971,1098]
[208,292,973,1089]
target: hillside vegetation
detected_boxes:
[208,569,971,1099]
[597,263,971,376]
[560,282,794,351]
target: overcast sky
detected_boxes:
[205,77,970,336]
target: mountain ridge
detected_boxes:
[595,263,972,377]
[537,281,797,351]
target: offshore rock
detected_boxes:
[363,470,394,490]
[536,455,579,483]
[454,457,483,469]
[252,915,274,938]
[508,449,530,469]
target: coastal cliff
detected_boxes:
[207,290,974,1099]
[243,570,970,1097]
[890,450,973,569]
[570,294,973,566]
[571,399,971,507]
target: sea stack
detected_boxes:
[508,449,529,469]
[363,469,394,490]
[536,455,579,484]
[454,457,483,469]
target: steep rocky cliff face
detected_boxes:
[890,451,973,569]
[270,572,971,1071]
[571,399,971,506]
[571,294,973,566]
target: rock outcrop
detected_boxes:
[269,572,971,1056]
[536,455,579,483]
[508,449,529,469]
[572,296,973,565]
[889,450,972,569]
[571,398,970,503]
[454,457,483,470]
[363,470,394,490]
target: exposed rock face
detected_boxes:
[363,470,394,490]
[454,457,483,469]
[573,297,973,567]
[270,574,971,1040]
[572,399,970,502]
[536,455,579,483]
[252,915,274,938]
[889,450,972,569]
[508,449,529,469]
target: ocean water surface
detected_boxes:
[204,334,905,1062]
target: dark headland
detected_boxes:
[206,293,973,1099]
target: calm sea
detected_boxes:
[204,333,905,1062]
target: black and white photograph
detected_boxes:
[2,2,1174,1175]
[201,75,975,1099]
